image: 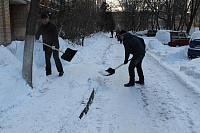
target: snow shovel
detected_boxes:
[39,41,77,62]
[99,59,131,76]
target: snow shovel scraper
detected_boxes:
[37,40,77,62]
[99,59,131,76]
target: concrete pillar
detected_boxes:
[0,0,11,45]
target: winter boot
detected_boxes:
[124,82,135,87]
[46,72,52,76]
[124,77,135,87]
[135,80,144,85]
[124,79,135,87]
[59,72,64,77]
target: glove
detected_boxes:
[35,40,41,43]
[124,60,128,64]
[51,46,56,50]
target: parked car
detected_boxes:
[155,30,190,47]
[135,30,148,36]
[187,31,200,59]
[146,30,157,37]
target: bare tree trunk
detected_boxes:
[186,0,200,33]
[82,37,85,46]
[23,35,34,88]
[22,0,40,88]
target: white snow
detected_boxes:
[190,31,200,41]
[1,32,200,133]
[155,30,171,45]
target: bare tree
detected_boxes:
[143,0,199,32]
[98,2,115,32]
[22,0,40,88]
[98,2,109,31]
[118,0,151,31]
[57,0,100,46]
[186,0,200,33]
[117,0,200,32]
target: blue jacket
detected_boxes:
[123,33,145,61]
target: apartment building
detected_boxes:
[0,0,60,45]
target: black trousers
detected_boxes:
[128,54,145,83]
[45,49,64,74]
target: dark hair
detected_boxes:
[119,30,127,36]
[41,13,49,19]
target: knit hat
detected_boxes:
[41,13,49,19]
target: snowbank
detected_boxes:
[145,36,200,89]
[180,58,200,79]
[0,45,30,108]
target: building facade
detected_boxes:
[0,0,30,45]
[0,0,61,45]
[0,0,105,45]
[0,0,12,45]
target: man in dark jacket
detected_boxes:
[35,13,64,76]
[119,30,145,87]
[115,29,122,43]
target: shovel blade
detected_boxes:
[61,48,77,62]
[99,70,111,76]
[106,68,115,75]
[99,67,115,76]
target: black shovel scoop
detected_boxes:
[41,42,77,62]
[99,59,131,76]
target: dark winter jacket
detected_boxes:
[138,37,146,49]
[122,33,145,62]
[35,21,59,51]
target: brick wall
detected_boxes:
[0,0,11,45]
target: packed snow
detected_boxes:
[190,31,200,41]
[0,32,200,133]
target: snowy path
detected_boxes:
[74,38,200,133]
[1,33,200,133]
[139,54,200,133]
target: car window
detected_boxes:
[171,32,178,37]
[185,33,189,37]
[178,32,186,37]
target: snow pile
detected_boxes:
[146,38,187,63]
[6,41,25,62]
[0,45,30,108]
[190,31,200,41]
[145,36,200,87]
[155,30,171,44]
[180,58,200,79]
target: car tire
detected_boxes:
[187,53,192,59]
[176,43,180,47]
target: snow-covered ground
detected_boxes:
[0,32,200,133]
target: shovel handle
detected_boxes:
[41,42,65,54]
[114,59,131,70]
[114,63,124,70]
